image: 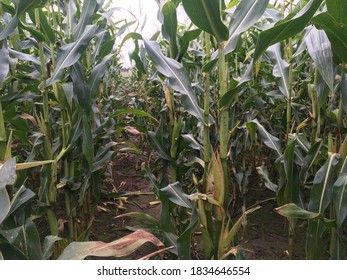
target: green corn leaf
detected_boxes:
[178,29,201,61]
[177,207,199,259]
[114,212,165,234]
[289,134,308,166]
[89,54,114,98]
[58,230,164,260]
[332,174,347,259]
[43,25,100,88]
[0,158,16,190]
[0,187,10,225]
[92,151,114,173]
[68,114,83,145]
[222,206,261,256]
[218,64,253,108]
[145,169,176,234]
[38,9,56,44]
[0,103,6,142]
[0,37,9,88]
[22,219,43,260]
[67,0,78,32]
[118,32,143,51]
[117,21,137,37]
[225,0,269,55]
[116,212,162,229]
[42,236,62,260]
[333,175,347,228]
[6,186,35,218]
[305,27,334,91]
[61,83,74,108]
[71,62,91,109]
[1,2,15,15]
[0,16,18,41]
[144,40,209,125]
[275,203,335,228]
[267,43,290,98]
[0,0,48,40]
[257,165,278,193]
[300,139,323,183]
[161,182,192,208]
[309,153,340,213]
[0,219,43,260]
[249,119,282,157]
[226,0,240,9]
[144,167,161,194]
[162,1,178,59]
[8,48,40,65]
[281,139,301,205]
[326,0,347,25]
[17,0,47,14]
[131,42,146,75]
[342,74,347,114]
[171,0,182,6]
[111,109,157,122]
[275,203,321,219]
[72,0,97,40]
[82,115,94,170]
[92,141,117,161]
[181,134,203,152]
[147,131,172,161]
[307,153,340,259]
[312,13,347,63]
[170,116,182,159]
[182,0,229,43]
[19,21,46,42]
[264,7,284,22]
[292,133,310,153]
[254,0,324,61]
[0,238,27,260]
[92,31,113,62]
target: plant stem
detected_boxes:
[35,10,49,123]
[203,33,211,192]
[218,41,229,196]
[0,104,7,160]
[35,8,58,239]
[67,0,72,41]
[286,38,293,142]
[310,68,320,142]
[329,205,337,258]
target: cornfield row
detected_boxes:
[0,0,346,260]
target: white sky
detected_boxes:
[110,0,299,67]
[110,0,160,67]
[111,0,161,38]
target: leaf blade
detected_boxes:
[182,0,229,42]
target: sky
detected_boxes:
[111,0,193,67]
[111,0,161,39]
[110,0,161,67]
[110,0,300,67]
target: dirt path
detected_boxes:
[92,148,306,259]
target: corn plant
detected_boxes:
[0,0,151,245]
[117,0,273,259]
[0,156,166,260]
[251,0,347,259]
[1,0,347,261]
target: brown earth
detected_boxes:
[90,143,306,260]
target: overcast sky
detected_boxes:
[110,0,299,67]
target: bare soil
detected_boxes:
[91,143,306,260]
